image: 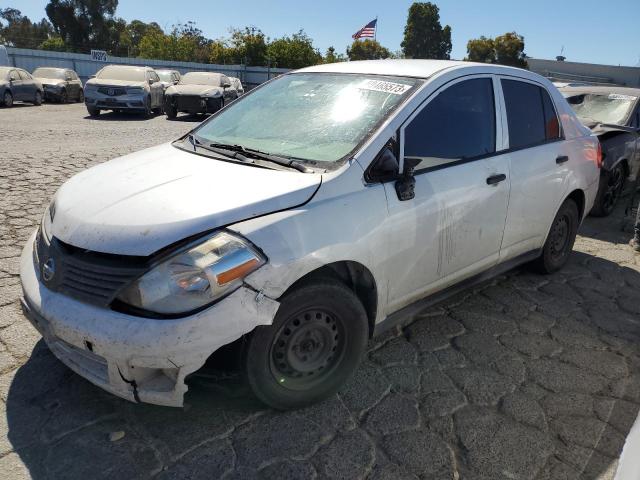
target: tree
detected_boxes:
[227,27,268,66]
[324,46,346,64]
[466,36,495,63]
[119,19,162,57]
[465,32,527,68]
[347,39,391,61]
[494,32,527,68]
[266,30,321,69]
[0,8,54,49]
[401,2,452,59]
[40,36,66,51]
[45,0,119,52]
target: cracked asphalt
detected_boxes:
[2,102,640,479]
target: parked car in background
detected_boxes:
[560,85,640,216]
[83,64,164,117]
[229,76,244,96]
[164,72,237,119]
[156,69,181,90]
[33,67,83,103]
[0,67,43,107]
[20,60,600,410]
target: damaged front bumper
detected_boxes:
[19,231,279,407]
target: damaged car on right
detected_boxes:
[560,85,640,216]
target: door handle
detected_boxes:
[486,174,506,185]
[556,155,569,164]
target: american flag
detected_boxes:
[352,19,377,39]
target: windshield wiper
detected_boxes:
[208,143,314,173]
[185,135,254,163]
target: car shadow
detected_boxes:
[165,113,206,123]
[82,111,163,122]
[5,253,640,477]
[578,192,638,245]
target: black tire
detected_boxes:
[142,96,152,117]
[244,280,369,410]
[530,198,579,274]
[77,90,84,103]
[2,91,12,108]
[165,100,177,119]
[87,106,100,117]
[34,90,42,106]
[152,104,163,115]
[590,164,625,217]
[59,89,68,104]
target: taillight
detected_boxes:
[596,142,603,169]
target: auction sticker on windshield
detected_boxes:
[609,94,637,101]
[358,79,412,95]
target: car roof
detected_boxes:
[559,85,640,96]
[102,64,152,71]
[296,59,527,79]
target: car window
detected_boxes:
[502,79,559,149]
[19,70,32,80]
[403,78,496,171]
[152,72,160,82]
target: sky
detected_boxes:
[10,0,640,66]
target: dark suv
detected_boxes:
[33,67,84,103]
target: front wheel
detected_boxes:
[77,90,84,103]
[2,91,13,108]
[34,90,42,106]
[530,198,579,274]
[59,89,68,104]
[164,99,177,119]
[243,280,369,410]
[86,106,100,117]
[590,164,625,217]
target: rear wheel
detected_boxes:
[530,198,579,274]
[590,164,625,217]
[2,91,12,108]
[34,90,42,106]
[243,280,369,410]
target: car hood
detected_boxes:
[50,142,321,256]
[36,77,64,86]
[166,84,223,96]
[578,117,631,135]
[86,78,147,88]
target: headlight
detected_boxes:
[126,87,144,94]
[84,84,97,91]
[117,231,266,315]
[41,199,55,241]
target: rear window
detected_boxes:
[502,80,560,150]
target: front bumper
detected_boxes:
[169,95,222,114]
[85,91,147,111]
[19,230,279,407]
[42,87,63,101]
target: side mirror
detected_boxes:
[148,79,155,85]
[395,157,421,201]
[222,81,231,89]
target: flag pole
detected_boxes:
[374,15,378,41]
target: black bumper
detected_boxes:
[170,95,222,114]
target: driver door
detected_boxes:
[381,76,511,313]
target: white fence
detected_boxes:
[2,46,290,88]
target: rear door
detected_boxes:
[382,75,511,312]
[18,70,37,100]
[497,77,567,261]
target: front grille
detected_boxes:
[176,95,205,111]
[36,232,147,307]
[97,86,126,96]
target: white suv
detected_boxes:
[20,60,600,410]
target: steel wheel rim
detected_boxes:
[549,213,571,262]
[603,167,624,212]
[269,308,345,391]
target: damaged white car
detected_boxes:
[20,60,600,410]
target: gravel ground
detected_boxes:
[1,102,640,479]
